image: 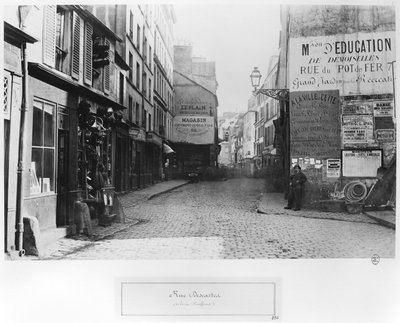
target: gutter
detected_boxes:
[15,42,28,256]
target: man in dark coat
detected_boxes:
[284,164,307,211]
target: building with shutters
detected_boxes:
[3,5,126,255]
[93,4,176,190]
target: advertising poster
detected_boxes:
[373,100,394,116]
[289,31,396,95]
[173,116,215,144]
[342,114,374,143]
[342,149,382,177]
[327,159,341,177]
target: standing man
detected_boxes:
[284,164,307,211]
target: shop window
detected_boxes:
[30,100,56,194]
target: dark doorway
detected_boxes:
[56,130,69,227]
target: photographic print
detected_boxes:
[1,1,398,322]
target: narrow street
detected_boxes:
[53,178,394,260]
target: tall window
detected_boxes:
[136,25,141,51]
[55,7,68,72]
[30,99,56,194]
[119,72,124,105]
[135,102,140,124]
[149,46,152,69]
[148,78,152,101]
[129,96,133,121]
[136,62,140,89]
[143,72,147,97]
[129,11,133,39]
[129,52,133,81]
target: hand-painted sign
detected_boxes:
[290,90,341,158]
[375,129,395,142]
[173,116,215,144]
[289,31,396,95]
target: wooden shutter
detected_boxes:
[84,22,93,85]
[71,11,81,80]
[103,39,110,94]
[43,5,56,67]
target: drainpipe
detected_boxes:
[15,41,28,256]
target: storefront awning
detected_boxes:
[163,143,174,154]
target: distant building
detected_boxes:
[172,44,219,177]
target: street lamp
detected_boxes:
[250,67,289,102]
[250,67,262,91]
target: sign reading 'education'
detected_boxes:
[289,31,396,95]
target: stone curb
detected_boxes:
[148,182,191,200]
[363,211,396,230]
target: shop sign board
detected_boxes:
[373,101,394,116]
[342,115,374,143]
[129,128,146,142]
[327,159,341,178]
[172,116,215,144]
[289,31,396,95]
[342,149,382,177]
[175,98,213,116]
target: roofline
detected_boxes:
[174,70,218,105]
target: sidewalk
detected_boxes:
[29,179,190,260]
[363,210,396,229]
[257,192,380,225]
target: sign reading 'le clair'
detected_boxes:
[290,90,341,158]
[289,31,396,95]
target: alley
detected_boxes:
[54,178,395,260]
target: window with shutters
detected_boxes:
[84,22,93,85]
[43,5,56,67]
[71,11,81,79]
[55,7,68,72]
[103,39,111,94]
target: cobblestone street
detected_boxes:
[53,178,395,260]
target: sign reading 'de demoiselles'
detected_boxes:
[173,116,215,144]
[289,31,396,95]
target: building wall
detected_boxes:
[286,5,396,204]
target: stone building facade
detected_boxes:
[281,5,396,206]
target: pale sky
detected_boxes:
[173,3,282,116]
